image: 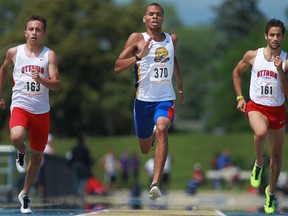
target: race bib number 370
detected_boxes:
[150,62,171,83]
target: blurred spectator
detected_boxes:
[161,154,172,195]
[34,133,56,197]
[129,183,142,209]
[208,150,240,189]
[100,150,117,188]
[210,152,221,189]
[130,152,140,184]
[277,177,288,196]
[66,134,93,194]
[145,156,171,209]
[85,176,108,196]
[217,149,232,170]
[145,155,171,193]
[145,158,154,185]
[211,153,220,170]
[43,133,55,155]
[84,176,109,211]
[119,151,130,185]
[192,162,205,184]
[186,162,204,195]
[218,150,240,188]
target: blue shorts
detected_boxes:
[133,99,175,139]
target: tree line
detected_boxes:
[0,0,287,139]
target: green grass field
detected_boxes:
[48,132,288,191]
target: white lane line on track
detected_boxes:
[215,209,227,216]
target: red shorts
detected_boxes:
[245,100,286,129]
[9,107,50,151]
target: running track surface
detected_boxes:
[1,208,288,216]
[2,190,288,215]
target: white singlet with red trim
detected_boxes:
[250,47,287,106]
[134,32,176,102]
[11,44,50,114]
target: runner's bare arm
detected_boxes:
[233,50,256,112]
[171,34,184,104]
[114,33,153,74]
[0,47,17,109]
[114,33,142,74]
[275,56,288,98]
[32,50,61,91]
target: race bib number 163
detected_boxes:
[21,76,44,96]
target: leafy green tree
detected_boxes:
[205,27,265,132]
[173,26,219,121]
[206,0,287,132]
[213,0,265,41]
[164,0,265,133]
[1,0,283,138]
[0,0,147,137]
[0,0,183,137]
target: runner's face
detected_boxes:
[24,20,46,44]
[143,5,164,30]
[265,27,284,50]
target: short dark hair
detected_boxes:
[25,15,47,32]
[145,3,164,16]
[265,18,285,35]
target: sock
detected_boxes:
[150,183,158,187]
[255,163,263,168]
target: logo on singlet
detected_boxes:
[154,47,169,63]
[21,65,45,74]
[257,70,277,79]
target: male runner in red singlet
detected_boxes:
[233,19,288,214]
[0,15,61,214]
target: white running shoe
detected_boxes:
[18,191,32,214]
[149,183,161,200]
[16,148,26,173]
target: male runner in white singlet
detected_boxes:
[114,3,184,200]
[0,15,61,214]
[233,19,288,214]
